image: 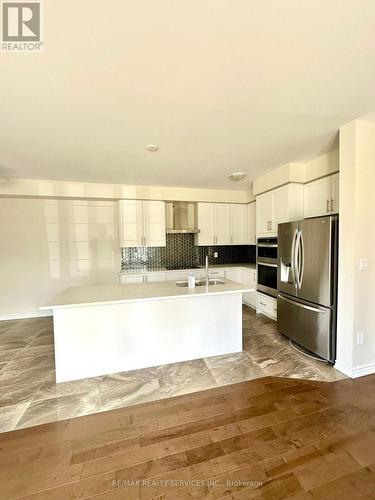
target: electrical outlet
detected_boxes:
[357,332,364,345]
[359,259,369,271]
[214,252,218,258]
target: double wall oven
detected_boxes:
[257,237,278,298]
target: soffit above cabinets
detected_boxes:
[253,150,339,196]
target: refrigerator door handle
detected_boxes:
[277,294,327,314]
[291,228,299,288]
[298,230,305,290]
[293,229,301,289]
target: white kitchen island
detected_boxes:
[41,280,252,383]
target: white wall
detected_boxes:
[336,122,356,372]
[0,198,120,319]
[337,119,375,377]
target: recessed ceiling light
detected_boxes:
[146,144,159,152]
[228,172,247,181]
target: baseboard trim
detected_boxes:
[0,311,52,321]
[335,360,375,379]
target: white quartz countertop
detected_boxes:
[40,280,254,310]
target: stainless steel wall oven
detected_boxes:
[257,237,278,298]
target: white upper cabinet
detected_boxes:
[195,202,216,245]
[256,184,303,237]
[273,186,289,228]
[195,203,249,246]
[215,204,231,245]
[304,174,340,218]
[256,192,273,235]
[331,173,340,214]
[118,200,143,247]
[247,202,256,245]
[230,204,247,245]
[303,177,332,218]
[118,200,166,248]
[142,200,167,247]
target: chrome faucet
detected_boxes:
[205,255,209,286]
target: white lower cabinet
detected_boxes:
[120,275,144,284]
[242,269,257,308]
[120,268,260,313]
[166,270,203,282]
[120,272,167,284]
[208,269,225,279]
[146,273,167,282]
[256,292,277,321]
[225,268,244,284]
[225,267,257,309]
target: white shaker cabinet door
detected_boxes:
[247,202,256,245]
[230,204,247,245]
[146,272,167,282]
[195,203,216,245]
[331,173,340,214]
[257,292,277,321]
[243,269,256,308]
[215,204,231,245]
[273,186,289,228]
[118,200,143,247]
[256,192,273,235]
[225,268,244,284]
[304,177,332,218]
[123,275,145,284]
[143,201,166,247]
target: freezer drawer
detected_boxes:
[277,293,333,362]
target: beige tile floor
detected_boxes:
[0,306,345,433]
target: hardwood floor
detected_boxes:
[1,375,375,499]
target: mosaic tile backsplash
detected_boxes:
[121,234,256,270]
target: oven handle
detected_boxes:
[257,262,278,268]
[257,244,278,248]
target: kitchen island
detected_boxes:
[41,280,253,383]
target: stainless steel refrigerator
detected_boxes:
[277,216,338,363]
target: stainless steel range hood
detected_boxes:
[166,201,199,234]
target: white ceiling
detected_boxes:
[1,0,375,190]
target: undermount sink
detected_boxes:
[175,279,225,287]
